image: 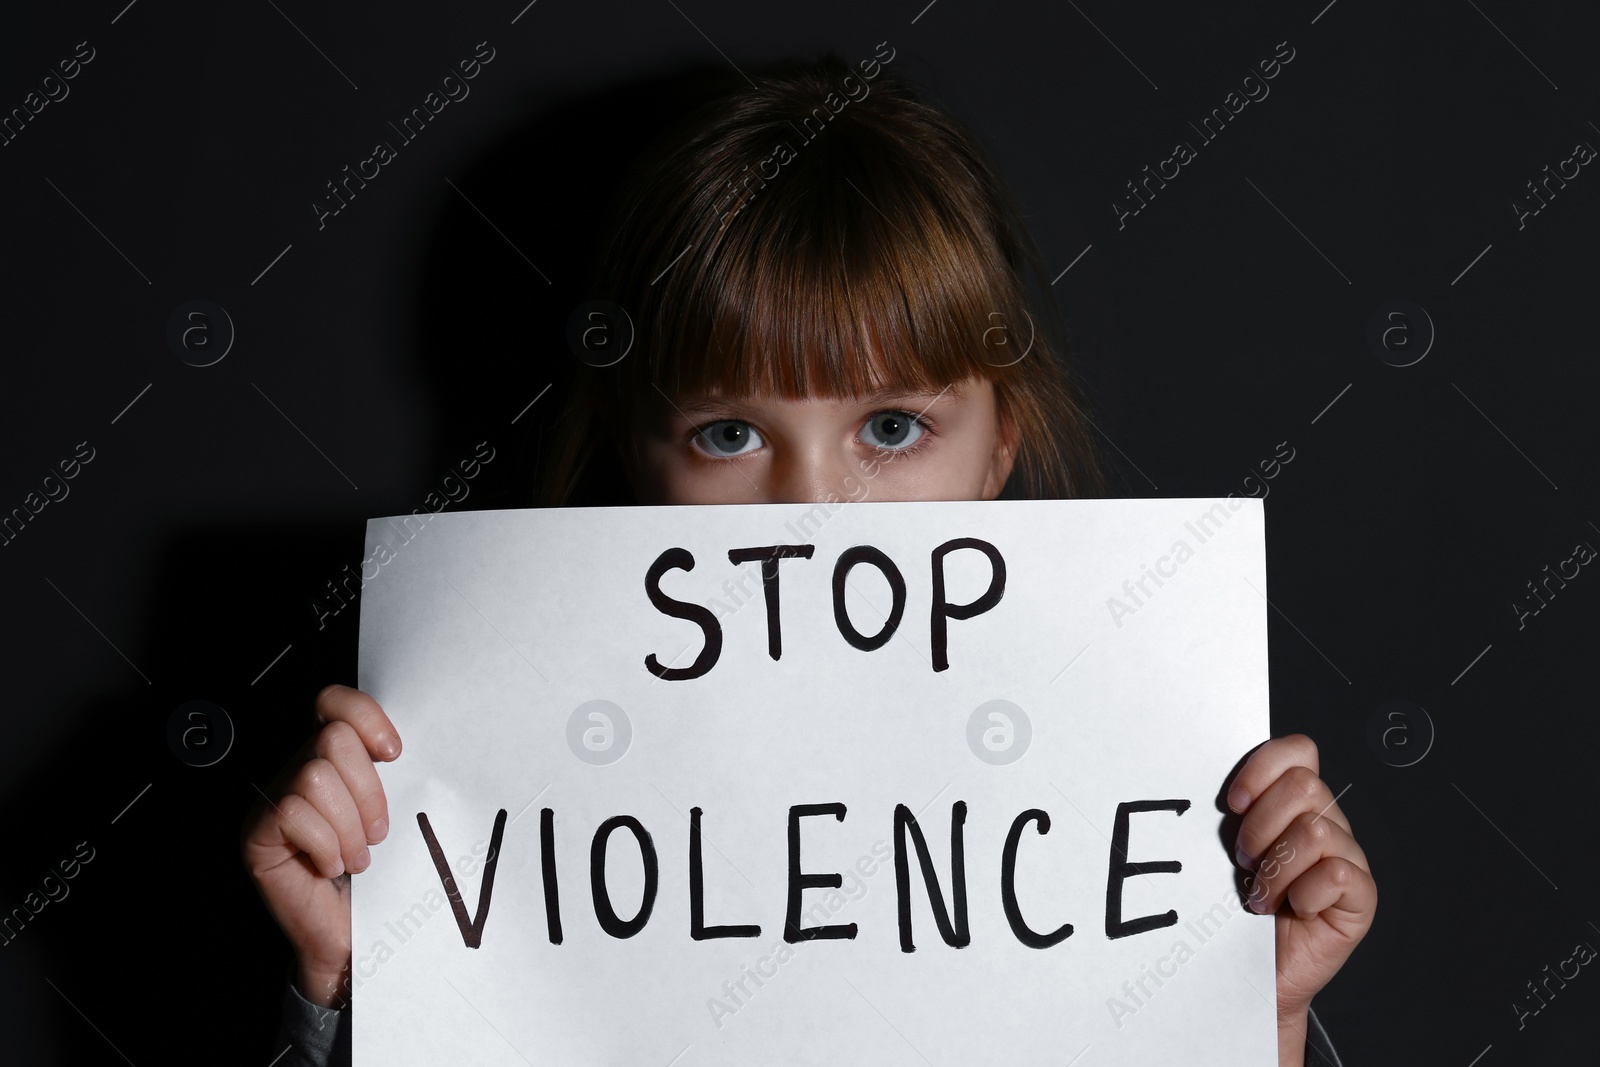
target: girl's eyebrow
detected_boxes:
[671,382,964,415]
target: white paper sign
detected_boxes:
[353,498,1277,1065]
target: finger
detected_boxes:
[313,719,391,845]
[292,756,372,875]
[1227,733,1317,815]
[1234,763,1351,867]
[1283,855,1377,929]
[1242,810,1369,915]
[253,792,345,879]
[315,684,401,762]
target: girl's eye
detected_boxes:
[689,411,931,458]
[860,410,927,451]
[692,420,764,458]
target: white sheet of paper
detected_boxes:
[352,498,1276,1065]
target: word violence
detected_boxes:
[414,799,1193,952]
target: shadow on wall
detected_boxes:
[0,61,764,1063]
[408,60,763,510]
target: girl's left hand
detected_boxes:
[1226,734,1377,1059]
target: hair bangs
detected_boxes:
[541,54,1108,506]
[624,110,1015,408]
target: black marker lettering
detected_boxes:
[930,538,1006,671]
[540,807,562,944]
[644,547,723,680]
[1000,809,1073,948]
[893,802,969,951]
[833,545,907,651]
[1105,799,1191,939]
[727,545,815,660]
[591,815,659,938]
[784,803,857,942]
[690,806,760,939]
[417,807,507,948]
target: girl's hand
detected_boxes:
[240,684,402,1008]
[1226,734,1376,1067]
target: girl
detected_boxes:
[243,53,1373,1066]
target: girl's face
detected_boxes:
[623,374,1017,505]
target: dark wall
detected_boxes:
[1,0,1594,1062]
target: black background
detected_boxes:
[1,0,1595,1063]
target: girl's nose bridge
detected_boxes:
[769,435,858,504]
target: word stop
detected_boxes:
[642,538,1008,678]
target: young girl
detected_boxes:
[243,53,1374,1067]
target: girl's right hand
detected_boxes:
[240,684,402,1008]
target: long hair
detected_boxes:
[538,52,1106,505]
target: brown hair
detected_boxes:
[538,52,1106,505]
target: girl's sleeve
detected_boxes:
[274,973,351,1067]
[1306,1005,1344,1066]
